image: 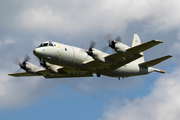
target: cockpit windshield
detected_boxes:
[39,43,43,47]
[49,41,53,46]
[43,43,48,46]
[38,41,54,48]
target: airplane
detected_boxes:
[9,34,172,80]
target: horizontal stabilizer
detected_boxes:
[139,55,172,67]
[127,40,163,54]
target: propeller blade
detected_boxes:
[24,55,30,63]
[14,57,21,66]
[115,36,122,42]
[106,34,112,43]
[89,41,96,51]
[101,34,112,52]
[14,55,31,71]
[40,60,46,67]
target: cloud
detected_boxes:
[1,0,180,36]
[101,67,180,120]
[0,69,74,109]
[0,0,179,109]
[0,37,17,47]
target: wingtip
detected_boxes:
[167,55,173,58]
[8,74,13,76]
[153,40,163,43]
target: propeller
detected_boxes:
[35,57,47,68]
[39,58,47,68]
[86,41,96,56]
[14,55,30,70]
[102,34,122,52]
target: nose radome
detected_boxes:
[33,48,44,57]
[33,49,36,54]
[33,48,39,56]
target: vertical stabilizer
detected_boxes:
[131,34,141,47]
[131,34,145,63]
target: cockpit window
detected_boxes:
[39,43,43,47]
[38,41,54,48]
[49,41,53,46]
[43,43,48,46]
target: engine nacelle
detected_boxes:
[24,62,43,73]
[113,42,130,53]
[41,61,63,73]
[90,48,113,64]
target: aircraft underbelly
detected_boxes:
[104,65,149,77]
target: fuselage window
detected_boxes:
[65,48,67,51]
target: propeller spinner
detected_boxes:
[15,55,30,70]
[86,41,96,56]
[39,58,47,68]
[102,34,122,52]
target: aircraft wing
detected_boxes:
[9,69,93,78]
[82,52,143,72]
[126,40,163,54]
[82,40,162,71]
[102,54,142,73]
[8,72,42,77]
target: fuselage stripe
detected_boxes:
[70,46,75,65]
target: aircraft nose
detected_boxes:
[33,48,39,56]
[33,48,45,57]
[33,49,36,54]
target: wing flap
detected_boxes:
[44,73,93,78]
[139,55,172,67]
[127,40,163,54]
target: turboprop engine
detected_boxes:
[15,55,42,73]
[86,41,114,64]
[106,35,130,53]
[87,48,106,63]
[111,41,130,53]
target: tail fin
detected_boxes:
[131,34,145,63]
[139,55,172,67]
[131,34,142,47]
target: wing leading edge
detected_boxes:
[8,69,93,78]
[127,40,163,54]
[8,72,42,77]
